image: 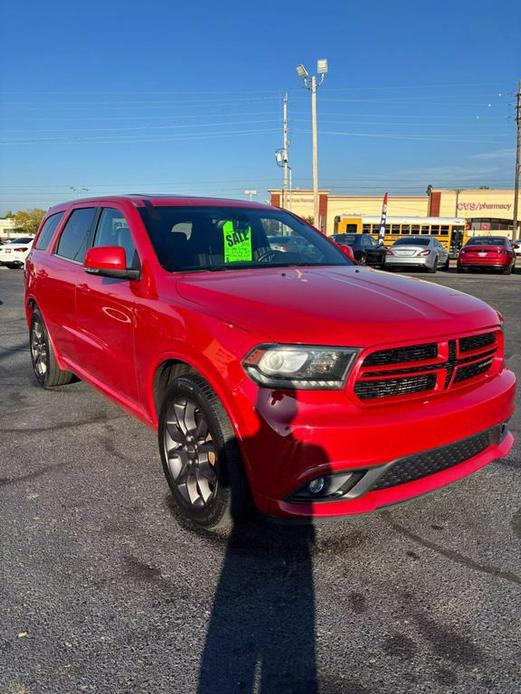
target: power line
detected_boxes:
[0,118,280,138]
[294,129,509,144]
[0,128,280,146]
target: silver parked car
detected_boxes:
[385,236,449,273]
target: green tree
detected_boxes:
[11,208,46,235]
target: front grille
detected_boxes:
[459,332,496,353]
[370,429,492,490]
[354,330,499,402]
[444,340,458,388]
[453,358,493,383]
[354,374,436,400]
[364,343,438,366]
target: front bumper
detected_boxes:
[234,368,516,519]
[274,425,513,519]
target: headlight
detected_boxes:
[243,344,359,389]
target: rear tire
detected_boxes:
[30,308,74,388]
[427,258,438,273]
[158,374,251,529]
[502,264,512,275]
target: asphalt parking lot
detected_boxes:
[1,266,520,694]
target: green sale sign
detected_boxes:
[222,220,253,263]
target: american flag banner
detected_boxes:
[377,192,389,245]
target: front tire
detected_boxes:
[30,308,74,388]
[158,374,251,529]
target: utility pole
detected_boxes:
[282,94,289,209]
[296,59,328,230]
[513,80,521,241]
[454,188,463,217]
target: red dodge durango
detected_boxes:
[24,196,515,528]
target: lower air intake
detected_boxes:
[370,429,492,490]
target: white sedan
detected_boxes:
[0,237,34,268]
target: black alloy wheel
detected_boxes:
[163,396,218,509]
[30,318,48,382]
[159,374,251,529]
[30,308,74,388]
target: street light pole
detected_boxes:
[513,80,521,241]
[69,186,89,198]
[296,59,328,231]
[310,75,319,227]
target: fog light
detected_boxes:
[308,477,326,495]
[291,471,366,502]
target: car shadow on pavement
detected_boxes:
[165,390,332,694]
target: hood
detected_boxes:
[175,266,499,347]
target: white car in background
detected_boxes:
[0,237,35,269]
[513,241,521,258]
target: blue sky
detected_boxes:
[1,0,520,214]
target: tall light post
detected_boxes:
[296,59,328,230]
[69,186,89,198]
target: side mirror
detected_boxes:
[84,246,140,280]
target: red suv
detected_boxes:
[457,236,516,274]
[24,196,515,528]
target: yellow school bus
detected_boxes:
[333,215,468,256]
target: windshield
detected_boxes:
[466,236,506,246]
[138,206,351,272]
[392,237,430,247]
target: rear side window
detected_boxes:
[35,212,64,251]
[55,208,97,262]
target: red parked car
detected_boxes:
[457,236,516,274]
[24,196,515,528]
